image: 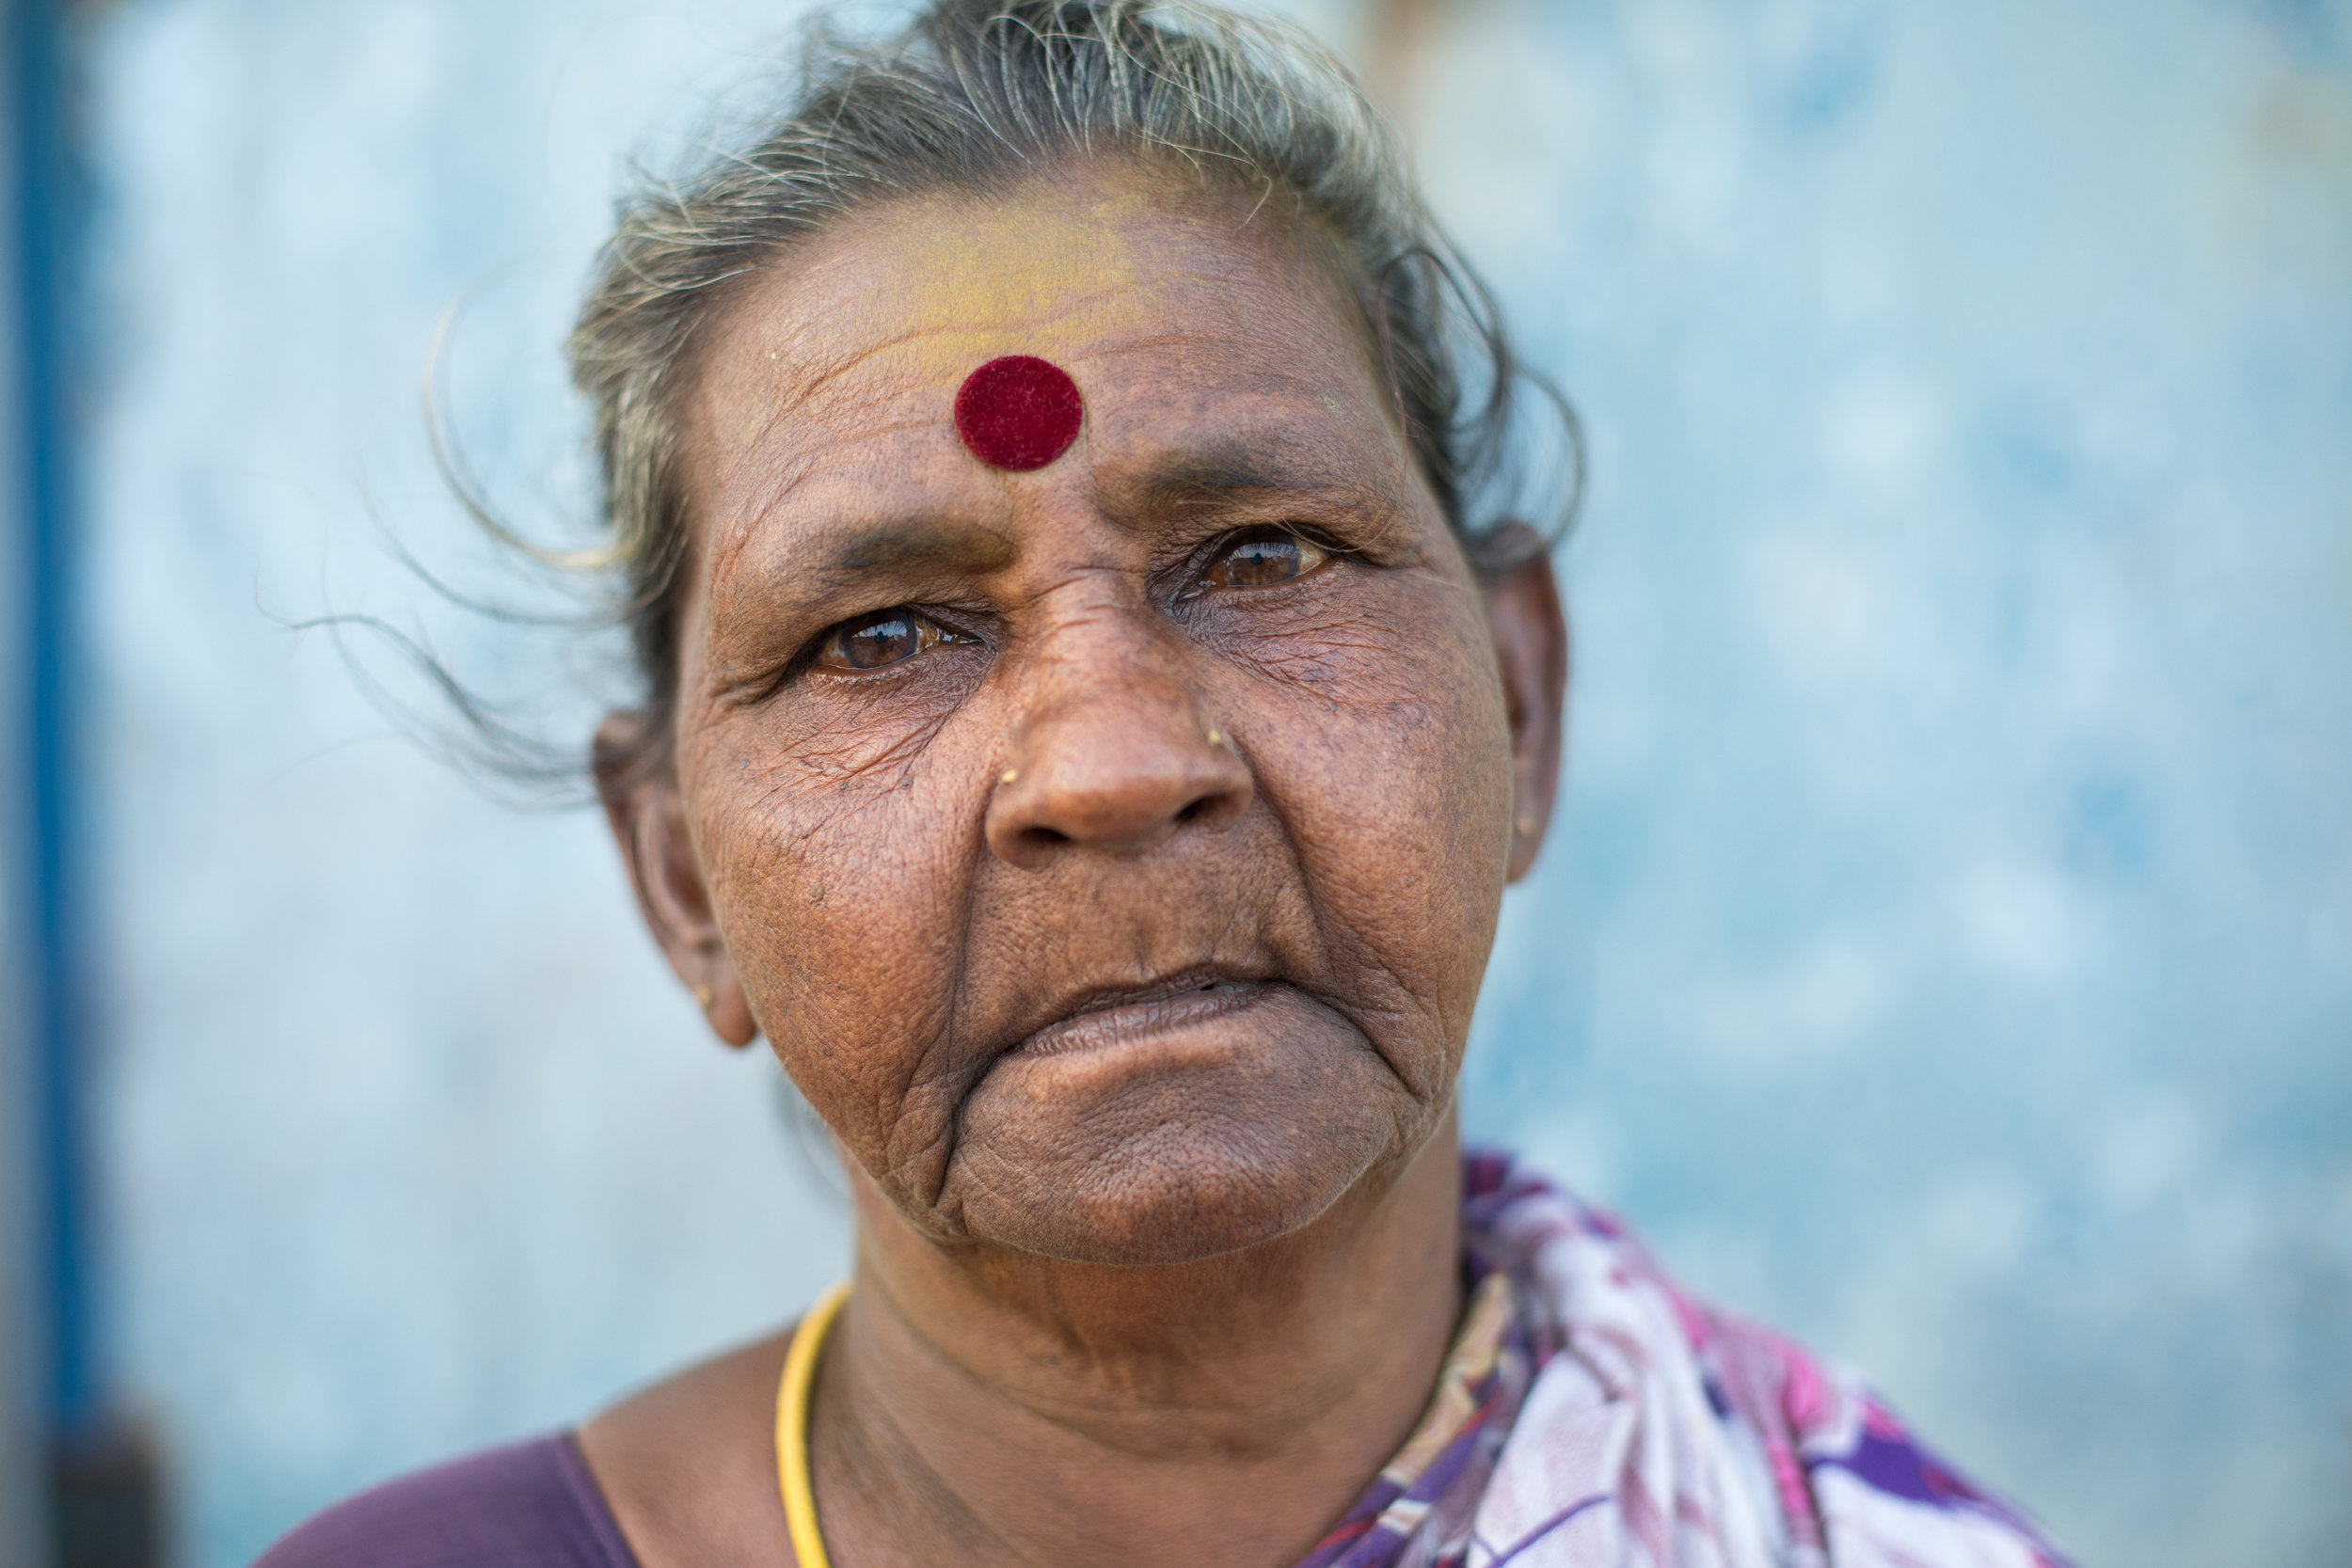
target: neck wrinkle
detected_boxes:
[813,1115,1466,1568]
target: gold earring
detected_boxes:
[693,985,715,1011]
[1515,813,1538,838]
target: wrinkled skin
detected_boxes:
[584,163,1567,1568]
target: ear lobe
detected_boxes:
[595,711,759,1050]
[1478,525,1569,883]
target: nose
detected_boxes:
[986,664,1254,869]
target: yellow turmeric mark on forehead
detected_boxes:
[853,183,1163,381]
[696,170,1290,467]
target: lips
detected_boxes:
[1008,970,1278,1058]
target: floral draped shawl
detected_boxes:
[1296,1151,2071,1568]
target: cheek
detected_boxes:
[682,725,986,1171]
[1222,570,1516,1059]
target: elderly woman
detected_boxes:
[260,4,2067,1566]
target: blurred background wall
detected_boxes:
[1,0,2344,1564]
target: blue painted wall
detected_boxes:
[68,2,2350,1565]
[1433,7,2352,1564]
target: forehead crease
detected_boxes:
[721,213,1317,401]
[696,439,818,601]
[735,247,1194,391]
[702,323,920,449]
[1105,392,1404,492]
[1083,327,1389,442]
[700,404,945,562]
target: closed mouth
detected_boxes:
[1009,973,1276,1059]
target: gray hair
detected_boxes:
[570,0,1579,780]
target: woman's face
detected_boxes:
[609,165,1564,1267]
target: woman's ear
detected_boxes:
[1478,524,1569,883]
[594,711,759,1049]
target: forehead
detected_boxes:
[678,165,1400,540]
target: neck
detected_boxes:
[812,1114,1465,1568]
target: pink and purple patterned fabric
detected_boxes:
[1301,1150,2071,1568]
[258,1148,2070,1568]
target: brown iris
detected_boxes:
[817,610,956,672]
[1200,528,1329,591]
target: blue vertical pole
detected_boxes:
[12,8,159,1563]
[9,6,162,1561]
[7,0,94,1446]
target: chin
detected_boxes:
[960,1111,1397,1265]
[940,993,1418,1265]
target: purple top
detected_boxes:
[254,1434,636,1568]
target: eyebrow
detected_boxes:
[805,517,1019,586]
[757,431,1391,606]
[1119,436,1376,522]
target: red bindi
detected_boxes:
[952,355,1084,471]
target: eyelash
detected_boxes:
[1177,525,1335,600]
[799,526,1338,681]
[811,610,966,675]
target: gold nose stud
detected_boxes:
[1000,768,1019,784]
[1205,729,1222,747]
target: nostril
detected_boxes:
[1175,789,1232,826]
[1018,825,1072,852]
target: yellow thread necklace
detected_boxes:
[775,1279,851,1568]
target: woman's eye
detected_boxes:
[815,610,955,673]
[1199,528,1330,591]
